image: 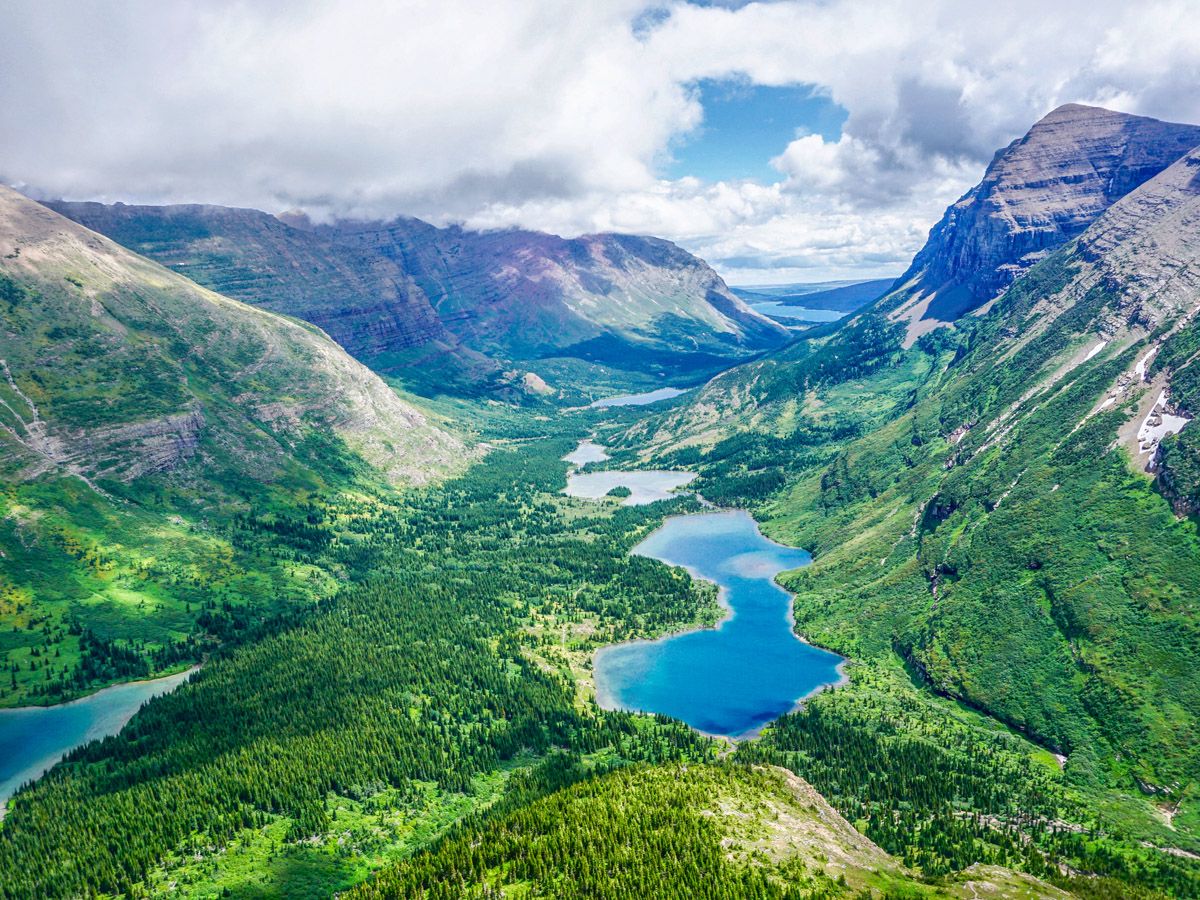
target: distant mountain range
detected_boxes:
[47,202,790,397]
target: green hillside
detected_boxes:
[0,187,466,705]
[619,146,1200,878]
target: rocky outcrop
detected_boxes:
[48,201,788,383]
[885,104,1200,342]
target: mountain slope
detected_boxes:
[625,118,1200,857]
[353,763,1068,899]
[883,103,1200,344]
[48,201,790,392]
[43,200,502,394]
[0,185,467,704]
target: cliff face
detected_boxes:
[885,104,1200,343]
[0,186,466,488]
[47,201,788,388]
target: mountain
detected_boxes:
[0,185,466,705]
[883,103,1200,344]
[732,277,894,313]
[47,201,790,393]
[623,109,1200,863]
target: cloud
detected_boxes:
[2,0,1199,281]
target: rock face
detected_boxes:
[47,202,789,386]
[0,186,466,488]
[885,104,1200,343]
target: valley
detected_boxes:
[3,100,1200,900]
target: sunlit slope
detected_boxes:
[0,186,468,705]
[352,763,1067,900]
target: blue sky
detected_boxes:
[4,1,1198,283]
[665,80,847,183]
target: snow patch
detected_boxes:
[1135,346,1158,381]
[1085,340,1108,361]
[1137,390,1190,456]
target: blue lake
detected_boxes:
[747,301,845,323]
[589,387,689,408]
[0,668,195,810]
[594,510,844,738]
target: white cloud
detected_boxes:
[2,0,1199,282]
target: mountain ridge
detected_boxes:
[883,102,1200,345]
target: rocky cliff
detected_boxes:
[885,103,1200,344]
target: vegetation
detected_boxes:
[351,762,1030,900]
[0,433,720,898]
[627,247,1200,896]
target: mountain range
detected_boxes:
[48,201,789,397]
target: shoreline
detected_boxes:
[0,664,201,714]
[0,665,200,820]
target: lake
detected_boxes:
[563,439,610,467]
[589,387,689,408]
[0,668,195,810]
[747,301,845,323]
[564,469,696,505]
[594,510,844,738]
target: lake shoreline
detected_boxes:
[593,509,849,741]
[0,665,200,818]
[0,663,200,712]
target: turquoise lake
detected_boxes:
[0,669,194,809]
[594,510,844,738]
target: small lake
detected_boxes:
[565,469,696,505]
[747,301,845,324]
[594,510,844,738]
[0,668,195,809]
[563,439,610,467]
[589,387,689,408]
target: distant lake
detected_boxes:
[0,669,195,810]
[594,510,844,738]
[589,387,689,408]
[747,301,845,323]
[564,469,696,505]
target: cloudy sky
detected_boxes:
[3,1,1200,283]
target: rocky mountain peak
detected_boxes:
[884,104,1200,344]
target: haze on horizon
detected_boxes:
[2,0,1199,284]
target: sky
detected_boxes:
[2,1,1200,283]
